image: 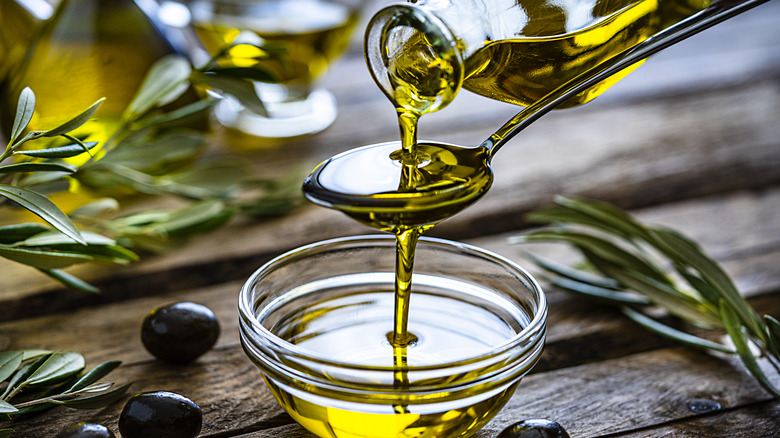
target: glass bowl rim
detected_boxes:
[239,234,547,372]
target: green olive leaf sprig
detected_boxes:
[0,350,130,435]
[0,90,105,245]
[0,45,302,292]
[509,195,780,398]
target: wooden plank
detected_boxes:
[470,348,780,438]
[9,347,289,438]
[605,401,780,437]
[5,192,780,436]
[10,331,780,437]
[1,78,778,314]
[2,186,779,358]
[183,347,780,438]
[0,0,778,304]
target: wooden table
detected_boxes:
[3,1,779,436]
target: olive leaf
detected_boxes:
[164,156,251,196]
[0,224,50,243]
[124,54,192,120]
[519,230,669,284]
[24,352,85,388]
[66,361,120,392]
[20,229,116,247]
[648,227,766,342]
[38,269,99,294]
[21,351,52,361]
[0,162,78,174]
[1,353,129,420]
[0,227,135,271]
[764,315,780,360]
[622,306,734,353]
[89,131,206,174]
[42,98,104,138]
[1,354,51,399]
[68,198,120,219]
[0,245,93,270]
[0,353,24,383]
[192,73,268,115]
[9,88,35,144]
[125,199,235,238]
[49,381,132,410]
[721,302,780,398]
[129,98,215,132]
[0,185,85,245]
[529,194,650,241]
[14,141,99,159]
[0,401,17,414]
[514,195,780,398]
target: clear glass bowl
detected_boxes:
[239,235,547,438]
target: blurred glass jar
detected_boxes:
[0,0,50,84]
[187,0,363,139]
[0,0,203,155]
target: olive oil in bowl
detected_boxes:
[239,236,547,438]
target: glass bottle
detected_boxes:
[0,1,44,83]
[364,0,711,112]
[0,0,195,148]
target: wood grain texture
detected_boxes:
[1,80,778,320]
[6,188,780,436]
[1,0,779,308]
[2,2,779,437]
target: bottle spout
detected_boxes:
[364,3,464,116]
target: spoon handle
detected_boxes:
[482,0,770,159]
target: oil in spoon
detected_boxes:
[304,28,493,348]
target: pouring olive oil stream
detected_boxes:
[301,0,766,414]
[304,0,764,344]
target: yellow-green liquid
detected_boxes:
[300,0,710,435]
[253,283,529,438]
[387,0,709,109]
[266,377,518,438]
[0,0,40,81]
[0,0,195,149]
[193,0,358,93]
[462,0,710,107]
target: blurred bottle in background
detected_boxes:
[0,0,201,154]
[187,0,363,140]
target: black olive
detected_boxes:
[118,391,202,438]
[141,302,220,364]
[496,419,570,438]
[56,423,115,438]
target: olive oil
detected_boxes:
[0,0,194,149]
[265,376,518,438]
[298,0,713,433]
[303,140,493,349]
[256,280,530,438]
[192,0,359,97]
[304,142,492,233]
[0,0,42,82]
[367,0,710,111]
[461,0,710,107]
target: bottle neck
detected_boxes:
[364,2,468,115]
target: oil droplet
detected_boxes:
[686,398,722,414]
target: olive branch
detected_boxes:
[0,44,302,292]
[0,350,130,436]
[511,195,780,398]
